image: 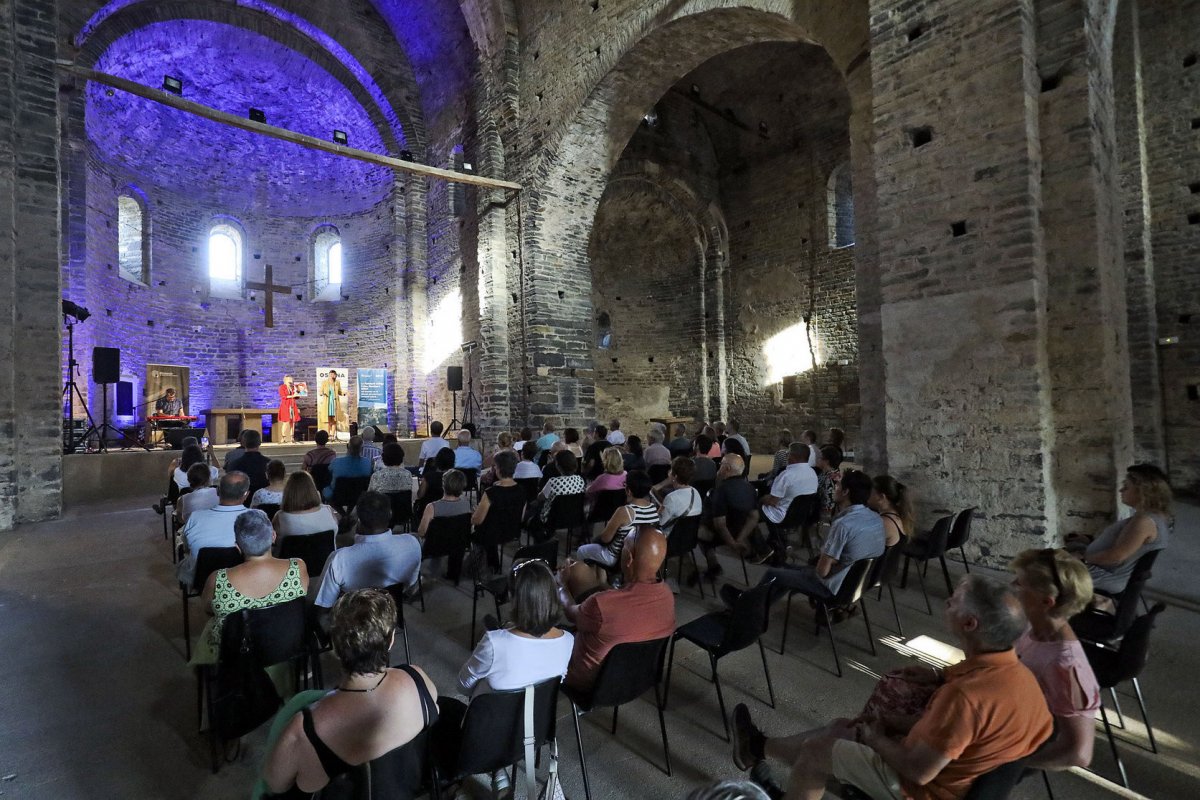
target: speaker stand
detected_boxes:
[79,382,148,453]
[448,390,462,431]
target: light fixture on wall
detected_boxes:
[333,129,348,145]
[249,108,267,123]
[162,76,183,95]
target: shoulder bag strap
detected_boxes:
[395,665,432,728]
[523,684,538,799]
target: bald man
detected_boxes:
[558,527,675,691]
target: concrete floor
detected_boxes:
[0,497,1197,799]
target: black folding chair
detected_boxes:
[381,581,415,664]
[460,467,480,501]
[844,756,1029,800]
[418,513,472,608]
[329,475,370,517]
[663,514,705,599]
[432,677,561,793]
[516,477,541,503]
[470,539,559,647]
[780,557,877,677]
[386,490,414,531]
[278,530,336,577]
[1082,603,1165,789]
[867,534,907,636]
[563,637,672,800]
[901,514,954,613]
[254,503,280,520]
[543,492,587,558]
[647,463,671,484]
[944,506,977,577]
[767,493,818,557]
[586,489,627,541]
[1071,549,1160,644]
[181,546,243,661]
[308,463,332,494]
[666,579,775,740]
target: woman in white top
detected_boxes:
[177,462,219,524]
[172,443,220,490]
[250,459,287,508]
[273,471,339,548]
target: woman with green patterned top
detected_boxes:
[191,509,309,666]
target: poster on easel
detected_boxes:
[357,368,389,430]
[316,366,351,440]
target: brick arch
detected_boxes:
[519,4,866,425]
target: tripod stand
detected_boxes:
[62,319,147,453]
[448,344,483,430]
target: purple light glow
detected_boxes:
[87,20,393,216]
[76,0,407,149]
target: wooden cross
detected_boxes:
[245,264,290,328]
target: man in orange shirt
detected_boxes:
[732,575,1053,799]
[557,527,675,690]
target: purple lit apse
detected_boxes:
[87,20,393,217]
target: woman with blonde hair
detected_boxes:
[585,446,627,499]
[1070,464,1172,594]
[1009,548,1100,769]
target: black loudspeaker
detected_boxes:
[447,365,464,391]
[93,347,120,384]
[116,381,134,416]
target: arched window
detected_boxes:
[827,162,855,249]
[208,222,243,298]
[117,194,148,284]
[312,226,342,301]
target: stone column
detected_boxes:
[0,0,64,529]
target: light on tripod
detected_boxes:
[62,299,91,322]
[460,340,479,353]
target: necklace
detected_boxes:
[337,671,387,693]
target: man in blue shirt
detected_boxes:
[324,435,373,504]
[452,428,483,470]
[535,419,559,458]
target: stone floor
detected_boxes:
[0,496,1197,799]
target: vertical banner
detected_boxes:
[145,364,191,417]
[357,368,389,430]
[316,366,350,439]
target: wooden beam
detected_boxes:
[59,63,523,192]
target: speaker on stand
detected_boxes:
[447,366,464,429]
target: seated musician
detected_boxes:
[154,388,186,425]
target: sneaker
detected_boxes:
[750,761,785,800]
[732,703,766,771]
[152,500,165,515]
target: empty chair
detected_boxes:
[542,492,587,557]
[417,513,472,608]
[278,529,336,577]
[944,506,977,576]
[779,557,876,677]
[180,546,243,661]
[308,463,333,495]
[866,534,908,636]
[386,490,414,531]
[1082,603,1166,789]
[563,637,672,800]
[666,579,776,740]
[663,514,705,599]
[586,489,627,531]
[1071,549,1160,644]
[329,475,370,517]
[902,514,955,613]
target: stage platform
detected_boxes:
[62,439,430,510]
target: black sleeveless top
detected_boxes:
[300,665,439,781]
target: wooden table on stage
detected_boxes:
[206,408,278,444]
[649,416,694,431]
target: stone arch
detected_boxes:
[519,3,870,428]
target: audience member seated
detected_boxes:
[654,457,703,536]
[581,425,609,480]
[176,471,251,587]
[730,470,883,606]
[314,493,422,611]
[514,441,543,480]
[668,424,693,459]
[251,459,288,509]
[801,430,819,467]
[224,429,251,472]
[323,436,373,502]
[415,447,456,517]
[452,429,483,471]
[563,426,584,458]
[767,429,792,480]
[824,426,846,463]
[758,442,819,563]
[576,470,657,571]
[471,451,526,574]
[301,430,337,472]
[480,431,515,489]
[870,475,911,548]
[533,450,587,530]
[732,575,1053,800]
[585,447,627,500]
[692,435,719,484]
[643,430,673,469]
[606,418,626,446]
[557,528,675,691]
[512,426,534,453]
[369,443,417,495]
[538,441,568,486]
[434,558,574,758]
[535,419,560,459]
[359,426,382,467]
[697,455,760,582]
[261,589,439,796]
[172,442,220,491]
[723,419,751,462]
[192,509,308,665]
[417,469,471,539]
[1066,463,1172,596]
[274,471,339,547]
[622,435,646,473]
[815,446,844,519]
[237,430,272,500]
[1008,548,1100,769]
[418,420,447,471]
[178,462,219,524]
[699,427,723,459]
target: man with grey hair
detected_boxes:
[731,575,1053,800]
[606,418,626,446]
[359,425,382,467]
[232,507,276,556]
[176,471,251,586]
[453,428,483,470]
[668,423,692,458]
[756,441,818,563]
[643,428,672,468]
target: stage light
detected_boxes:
[249,108,267,123]
[162,76,183,95]
[62,299,91,322]
[400,150,415,162]
[460,340,479,353]
[333,129,348,145]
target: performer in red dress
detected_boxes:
[277,374,300,443]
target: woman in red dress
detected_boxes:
[277,374,301,443]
